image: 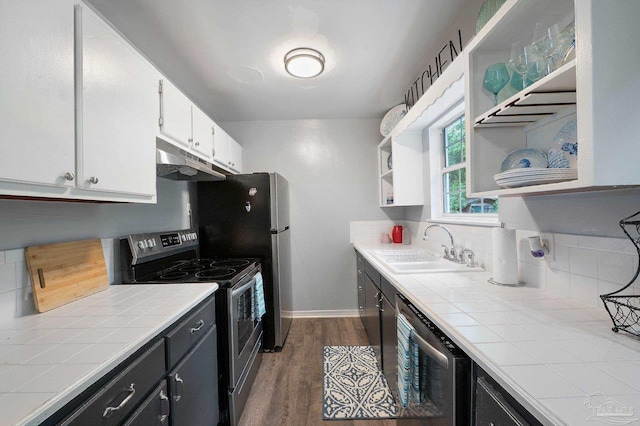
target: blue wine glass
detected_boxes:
[483,62,510,106]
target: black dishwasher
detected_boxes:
[396,294,471,425]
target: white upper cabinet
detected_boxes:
[465,0,640,197]
[377,132,424,208]
[159,78,192,151]
[212,123,231,169]
[228,137,243,173]
[191,105,214,159]
[79,4,158,197]
[0,1,158,202]
[0,0,76,188]
[212,124,243,173]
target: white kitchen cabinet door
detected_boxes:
[79,4,157,197]
[191,105,214,160]
[159,78,192,150]
[228,137,243,173]
[0,0,76,187]
[212,123,231,170]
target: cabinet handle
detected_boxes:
[64,172,75,181]
[195,141,200,147]
[188,138,193,144]
[159,390,170,423]
[173,374,184,401]
[189,319,205,334]
[212,148,216,156]
[102,383,136,418]
[375,292,381,309]
[89,176,99,184]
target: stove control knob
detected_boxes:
[146,239,155,248]
[191,232,197,240]
[150,239,157,247]
[181,234,187,242]
[137,240,148,250]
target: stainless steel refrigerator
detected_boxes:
[197,172,292,351]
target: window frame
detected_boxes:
[427,101,499,226]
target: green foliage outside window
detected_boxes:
[443,116,498,214]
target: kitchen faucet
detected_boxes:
[423,224,456,261]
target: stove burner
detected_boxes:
[212,259,251,268]
[163,260,188,269]
[179,265,206,273]
[159,271,190,280]
[195,268,237,280]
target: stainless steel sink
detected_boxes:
[371,250,483,274]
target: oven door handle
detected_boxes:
[397,301,449,369]
[231,277,256,298]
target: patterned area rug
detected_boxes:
[322,345,398,420]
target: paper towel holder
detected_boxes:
[528,236,549,258]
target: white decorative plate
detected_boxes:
[548,119,577,168]
[500,148,548,172]
[494,168,577,188]
[380,104,407,137]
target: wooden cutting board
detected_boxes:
[25,239,109,312]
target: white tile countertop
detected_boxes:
[0,283,218,426]
[355,243,640,426]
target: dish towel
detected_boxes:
[397,312,416,408]
[251,272,266,321]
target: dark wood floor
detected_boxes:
[238,317,397,426]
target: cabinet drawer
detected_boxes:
[165,297,215,369]
[61,339,166,426]
[123,380,170,426]
[364,260,380,287]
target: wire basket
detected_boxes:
[601,210,640,337]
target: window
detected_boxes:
[441,115,498,215]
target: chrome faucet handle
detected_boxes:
[459,248,475,267]
[441,245,451,259]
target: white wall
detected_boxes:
[0,179,192,320]
[0,179,191,251]
[222,119,401,313]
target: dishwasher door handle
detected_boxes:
[397,301,449,369]
[410,329,449,369]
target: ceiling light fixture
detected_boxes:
[284,48,325,78]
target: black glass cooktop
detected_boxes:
[137,258,257,284]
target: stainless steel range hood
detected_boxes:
[156,138,226,181]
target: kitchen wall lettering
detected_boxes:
[404,29,463,109]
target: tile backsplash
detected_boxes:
[0,239,116,324]
[350,220,639,308]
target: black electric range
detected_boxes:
[119,229,263,426]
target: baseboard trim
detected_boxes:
[286,309,360,318]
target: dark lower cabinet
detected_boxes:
[356,251,366,329]
[363,273,382,367]
[169,325,219,426]
[60,339,166,426]
[474,367,541,426]
[51,296,219,426]
[123,381,170,426]
[379,288,396,392]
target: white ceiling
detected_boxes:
[87,0,468,122]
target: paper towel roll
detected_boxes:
[492,228,518,285]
